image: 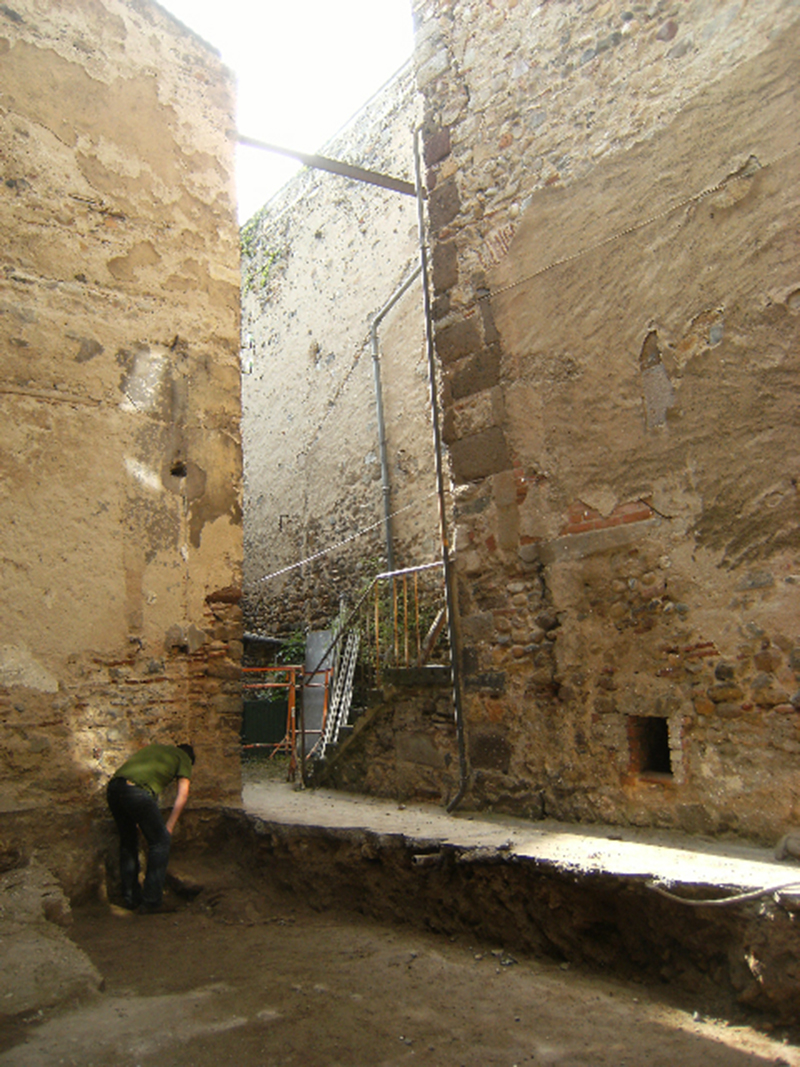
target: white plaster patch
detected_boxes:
[124,456,162,493]
[119,345,167,413]
[641,363,676,429]
[0,645,59,693]
[580,486,619,518]
[84,133,143,180]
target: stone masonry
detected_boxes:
[0,0,243,893]
[240,64,440,638]
[409,0,800,839]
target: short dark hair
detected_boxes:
[177,743,196,765]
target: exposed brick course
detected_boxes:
[561,500,655,537]
[408,0,800,840]
[0,0,243,854]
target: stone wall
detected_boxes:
[412,0,800,840]
[240,65,440,638]
[317,669,459,803]
[0,0,243,882]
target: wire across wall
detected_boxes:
[241,561,449,778]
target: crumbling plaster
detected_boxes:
[410,0,800,838]
[0,0,243,870]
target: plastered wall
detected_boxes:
[241,65,439,637]
[412,0,800,838]
[0,0,243,870]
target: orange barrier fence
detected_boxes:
[242,664,332,780]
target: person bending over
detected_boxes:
[106,742,195,913]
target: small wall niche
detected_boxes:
[627,715,673,778]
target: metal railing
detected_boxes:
[242,561,450,777]
[359,561,448,687]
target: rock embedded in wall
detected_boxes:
[412,0,800,838]
[0,0,243,875]
[317,675,459,804]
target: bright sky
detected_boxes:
[158,0,416,223]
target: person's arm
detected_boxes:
[165,777,190,835]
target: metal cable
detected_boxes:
[647,878,800,907]
[253,491,438,585]
[475,140,800,308]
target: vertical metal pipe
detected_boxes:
[374,583,381,687]
[414,571,421,663]
[370,323,394,574]
[393,576,399,663]
[288,669,298,782]
[413,127,470,813]
[297,669,306,788]
[369,266,422,573]
[403,573,409,667]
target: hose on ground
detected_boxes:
[647,880,800,907]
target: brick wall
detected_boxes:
[0,0,243,883]
[411,0,800,840]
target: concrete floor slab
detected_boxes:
[243,779,800,894]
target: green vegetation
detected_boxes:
[239,215,260,259]
[246,631,306,705]
[277,630,306,666]
[239,213,285,296]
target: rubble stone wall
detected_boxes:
[412,0,800,839]
[240,65,440,637]
[0,0,243,872]
[318,672,460,803]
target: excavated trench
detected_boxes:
[5,788,800,1065]
[186,802,800,1030]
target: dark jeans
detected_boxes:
[106,778,170,908]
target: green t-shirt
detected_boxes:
[113,743,192,798]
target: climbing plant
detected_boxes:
[239,212,285,297]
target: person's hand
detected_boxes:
[166,778,190,837]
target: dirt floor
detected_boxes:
[2,759,800,1066]
[1,879,799,1067]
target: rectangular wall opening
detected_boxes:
[627,715,673,778]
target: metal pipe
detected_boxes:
[297,672,306,787]
[369,265,422,572]
[233,131,419,198]
[412,127,470,814]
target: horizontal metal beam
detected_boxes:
[232,131,419,198]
